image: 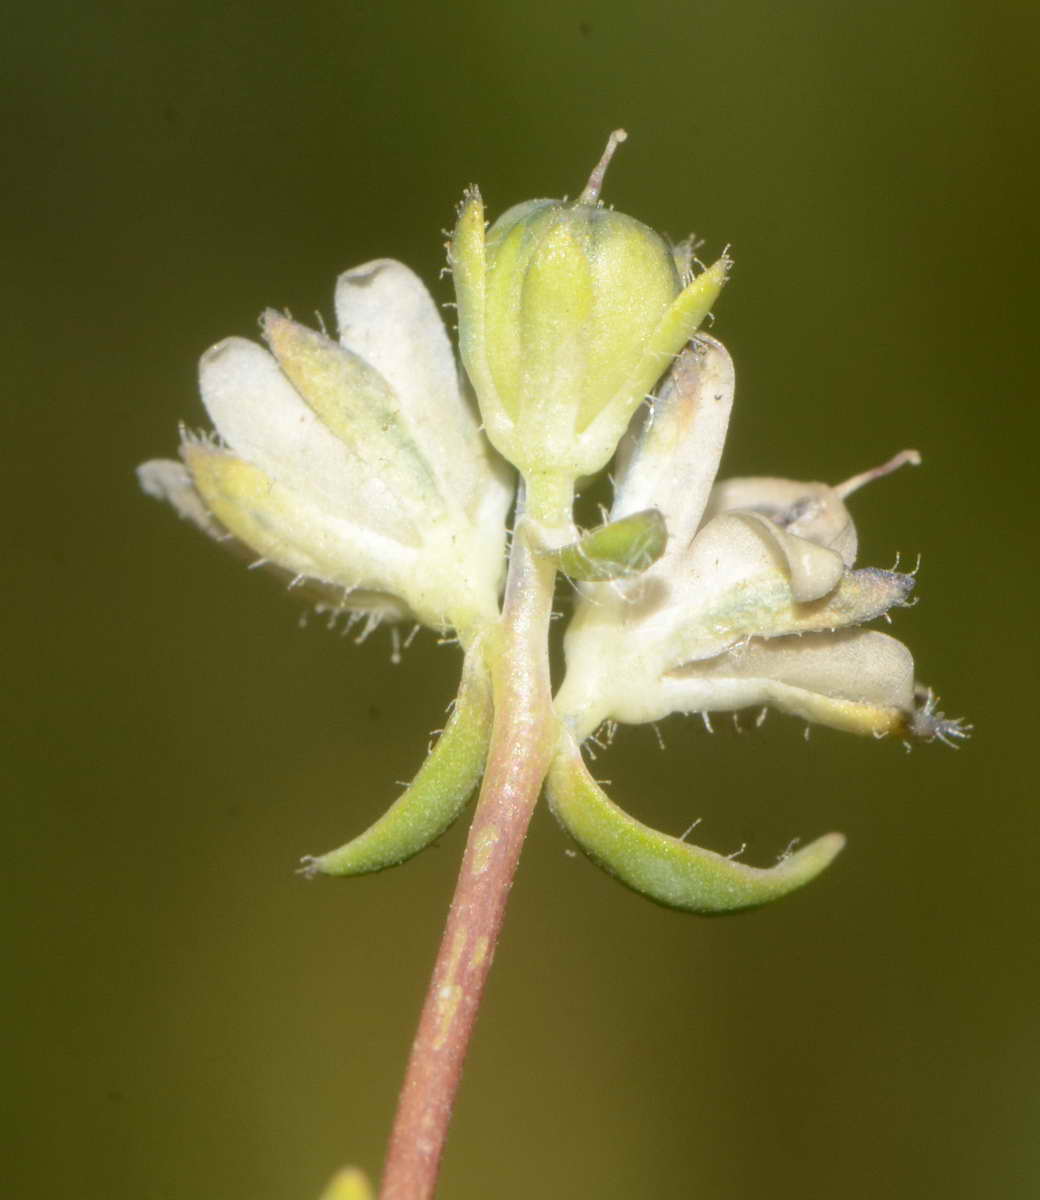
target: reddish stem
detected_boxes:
[379,522,557,1200]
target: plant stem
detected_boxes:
[378,516,558,1200]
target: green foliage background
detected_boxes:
[7,1,1037,1196]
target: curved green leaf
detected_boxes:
[302,642,492,877]
[546,729,844,914]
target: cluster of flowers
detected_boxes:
[140,132,965,913]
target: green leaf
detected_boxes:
[546,730,844,914]
[302,641,493,877]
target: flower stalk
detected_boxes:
[379,510,559,1200]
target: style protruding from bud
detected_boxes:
[450,131,728,528]
[577,127,628,204]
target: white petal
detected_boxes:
[612,336,735,564]
[262,311,444,524]
[689,629,914,706]
[137,458,221,538]
[661,629,915,736]
[583,512,836,666]
[335,259,458,415]
[184,444,424,611]
[139,458,421,622]
[558,340,737,702]
[335,259,495,513]
[198,336,417,544]
[648,512,842,667]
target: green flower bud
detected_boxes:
[451,131,728,519]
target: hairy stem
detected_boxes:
[379,515,558,1200]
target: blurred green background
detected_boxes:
[6,0,1037,1196]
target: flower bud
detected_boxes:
[451,131,727,508]
[318,1167,374,1200]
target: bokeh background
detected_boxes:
[7,1,1038,1197]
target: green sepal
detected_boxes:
[302,641,493,877]
[555,508,667,581]
[546,730,845,914]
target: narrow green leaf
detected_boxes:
[546,730,844,914]
[302,642,492,877]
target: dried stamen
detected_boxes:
[834,448,922,500]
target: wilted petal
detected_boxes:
[736,511,847,602]
[703,450,921,570]
[662,629,916,737]
[681,512,842,612]
[595,510,839,659]
[664,515,912,664]
[703,476,860,567]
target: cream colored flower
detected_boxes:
[554,335,966,746]
[138,259,514,642]
[137,139,968,917]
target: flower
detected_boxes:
[554,336,965,745]
[138,259,514,643]
[546,334,967,913]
